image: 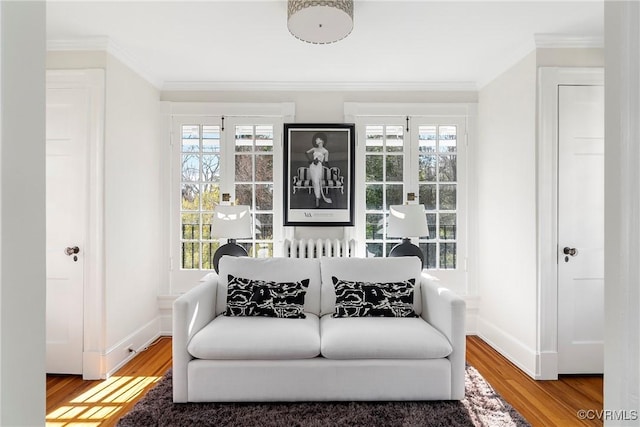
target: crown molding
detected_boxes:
[534,34,604,49]
[47,37,163,89]
[46,38,477,93]
[476,34,604,89]
[47,34,602,95]
[344,102,477,118]
[47,38,111,51]
[161,80,478,92]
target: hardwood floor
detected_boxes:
[466,335,603,426]
[46,337,172,427]
[46,335,603,426]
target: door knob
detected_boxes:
[65,246,80,256]
[563,247,577,256]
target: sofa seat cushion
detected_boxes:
[320,316,452,359]
[188,313,321,360]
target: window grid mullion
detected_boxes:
[382,131,387,245]
[435,150,440,268]
[383,128,389,252]
[198,126,204,269]
[175,115,284,275]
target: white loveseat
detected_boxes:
[172,256,466,403]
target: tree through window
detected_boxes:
[180,124,221,269]
[360,119,463,270]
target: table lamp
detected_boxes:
[211,205,252,272]
[387,204,429,266]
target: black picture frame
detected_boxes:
[283,123,355,226]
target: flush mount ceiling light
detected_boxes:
[287,0,354,44]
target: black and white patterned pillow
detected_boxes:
[332,276,418,318]
[224,275,263,316]
[225,274,309,318]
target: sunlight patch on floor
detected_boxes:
[46,375,160,426]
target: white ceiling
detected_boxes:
[46,1,604,90]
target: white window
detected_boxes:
[232,123,276,258]
[168,103,292,293]
[363,122,407,258]
[416,123,460,269]
[179,123,222,270]
[349,104,470,291]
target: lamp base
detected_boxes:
[213,239,248,273]
[389,238,424,267]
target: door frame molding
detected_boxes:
[537,67,604,380]
[46,69,106,379]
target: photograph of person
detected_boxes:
[306,132,332,207]
[284,124,354,226]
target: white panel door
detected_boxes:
[46,87,87,374]
[557,84,604,374]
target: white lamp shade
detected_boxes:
[287,0,354,44]
[211,205,252,239]
[387,204,429,238]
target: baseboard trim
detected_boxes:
[158,295,176,335]
[476,316,537,378]
[464,296,480,335]
[536,351,559,380]
[105,317,161,378]
[82,351,103,380]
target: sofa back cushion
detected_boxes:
[320,257,423,316]
[217,257,322,316]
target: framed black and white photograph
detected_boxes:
[283,123,355,226]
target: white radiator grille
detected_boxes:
[284,238,356,258]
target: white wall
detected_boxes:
[161,90,478,123]
[47,51,163,374]
[103,55,162,368]
[161,89,478,252]
[0,2,46,425]
[476,47,604,378]
[604,2,640,424]
[476,51,539,375]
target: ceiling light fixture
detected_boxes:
[287,0,354,44]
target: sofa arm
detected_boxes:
[172,278,218,402]
[420,274,466,400]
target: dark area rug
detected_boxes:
[117,365,530,427]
